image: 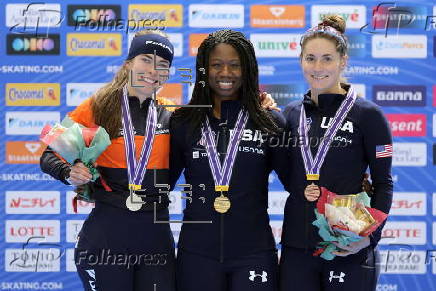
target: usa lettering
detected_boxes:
[230,129,265,144]
[320,117,354,133]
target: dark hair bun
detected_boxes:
[320,15,346,34]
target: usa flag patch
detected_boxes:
[376,144,393,158]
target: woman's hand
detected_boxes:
[362,173,374,196]
[332,237,371,256]
[260,92,280,112]
[66,161,92,186]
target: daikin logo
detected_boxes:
[6,111,60,135]
[189,5,244,28]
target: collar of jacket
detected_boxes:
[207,99,243,126]
[128,95,153,111]
[303,83,350,111]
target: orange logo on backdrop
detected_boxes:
[6,141,45,164]
[189,34,208,56]
[250,5,305,28]
[157,83,183,105]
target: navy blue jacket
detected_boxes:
[170,100,287,261]
[281,86,393,250]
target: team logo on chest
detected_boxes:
[197,129,265,147]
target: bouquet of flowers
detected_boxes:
[312,187,388,260]
[40,117,111,202]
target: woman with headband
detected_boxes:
[40,30,176,291]
[279,15,393,291]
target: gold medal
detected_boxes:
[214,193,231,213]
[126,191,143,211]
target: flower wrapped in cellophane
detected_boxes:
[40,117,111,202]
[312,187,388,260]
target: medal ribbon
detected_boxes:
[201,110,249,191]
[298,86,357,180]
[121,86,157,190]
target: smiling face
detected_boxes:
[208,43,242,101]
[127,53,170,98]
[300,37,347,95]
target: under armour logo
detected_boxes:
[328,271,345,283]
[249,271,268,283]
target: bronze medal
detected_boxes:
[304,183,320,201]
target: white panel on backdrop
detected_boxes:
[352,84,365,98]
[379,250,427,274]
[434,256,436,275]
[380,221,426,245]
[267,191,288,215]
[66,249,76,272]
[66,220,84,243]
[434,222,436,246]
[6,3,62,27]
[376,284,399,291]
[168,191,182,214]
[259,65,276,76]
[5,111,60,135]
[66,83,105,107]
[170,222,182,244]
[66,191,94,214]
[6,220,60,243]
[372,35,427,58]
[5,249,61,272]
[434,6,436,30]
[433,113,436,137]
[311,5,366,28]
[250,34,302,57]
[6,191,60,214]
[390,192,426,216]
[392,143,427,167]
[189,5,244,28]
[269,220,282,244]
[433,193,436,216]
[167,33,183,57]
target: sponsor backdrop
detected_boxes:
[0,0,435,290]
